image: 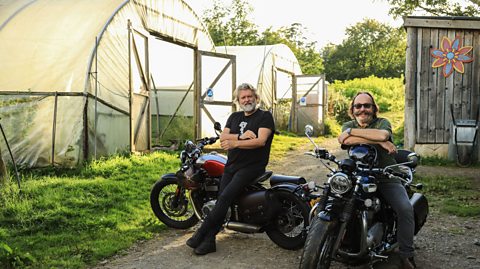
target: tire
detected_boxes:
[266,191,310,250]
[299,217,338,269]
[150,178,198,229]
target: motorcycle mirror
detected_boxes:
[214,122,222,131]
[407,152,419,167]
[305,125,314,137]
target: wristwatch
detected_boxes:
[346,128,352,136]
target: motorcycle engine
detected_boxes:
[201,200,231,220]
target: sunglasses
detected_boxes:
[352,103,373,109]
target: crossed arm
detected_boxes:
[338,128,397,154]
[220,128,272,150]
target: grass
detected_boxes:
[0,152,178,269]
[416,174,480,217]
[0,132,478,268]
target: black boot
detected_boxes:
[194,237,216,255]
[401,257,416,269]
[186,229,206,249]
[194,229,218,255]
[186,219,212,249]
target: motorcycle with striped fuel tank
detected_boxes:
[150,122,318,250]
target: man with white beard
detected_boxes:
[186,83,275,255]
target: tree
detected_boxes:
[386,0,480,18]
[258,24,324,74]
[202,0,258,46]
[322,19,406,82]
[202,1,323,74]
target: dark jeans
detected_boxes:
[199,166,265,239]
[378,182,415,258]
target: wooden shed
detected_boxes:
[403,16,480,164]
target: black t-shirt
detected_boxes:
[224,109,275,172]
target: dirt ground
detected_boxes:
[93,139,480,269]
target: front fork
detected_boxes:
[331,196,356,257]
[187,189,204,220]
[171,186,184,208]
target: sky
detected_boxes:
[185,0,404,49]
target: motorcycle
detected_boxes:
[150,122,316,250]
[299,125,429,268]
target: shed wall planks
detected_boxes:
[405,17,480,147]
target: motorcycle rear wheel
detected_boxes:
[150,178,198,229]
[299,216,337,269]
[265,191,310,250]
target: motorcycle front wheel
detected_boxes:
[299,216,338,269]
[150,178,198,229]
[266,191,310,250]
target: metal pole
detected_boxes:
[94,36,99,159]
[0,119,21,189]
[52,91,58,165]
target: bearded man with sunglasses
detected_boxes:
[337,92,417,269]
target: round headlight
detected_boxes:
[327,172,352,194]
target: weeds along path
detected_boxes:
[93,138,480,269]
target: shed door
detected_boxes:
[129,25,151,152]
[195,50,236,139]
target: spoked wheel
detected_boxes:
[266,191,310,250]
[299,216,338,269]
[150,178,198,229]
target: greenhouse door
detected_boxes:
[195,50,236,139]
[293,74,326,134]
[129,25,151,152]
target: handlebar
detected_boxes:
[195,136,219,147]
[305,148,412,184]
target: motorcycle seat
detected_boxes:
[251,170,273,184]
[269,174,307,186]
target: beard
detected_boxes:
[354,111,374,124]
[240,100,257,113]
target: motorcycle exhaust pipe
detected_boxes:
[225,221,262,233]
[337,211,369,258]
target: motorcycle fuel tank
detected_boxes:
[197,153,227,177]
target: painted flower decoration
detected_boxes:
[431,36,474,78]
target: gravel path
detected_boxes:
[93,139,480,269]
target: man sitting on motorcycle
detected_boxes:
[186,82,275,255]
[337,92,417,269]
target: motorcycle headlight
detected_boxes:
[327,172,352,194]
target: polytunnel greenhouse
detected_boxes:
[216,44,327,134]
[0,0,237,167]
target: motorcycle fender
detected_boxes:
[410,192,429,235]
[318,210,334,222]
[270,183,302,194]
[161,173,179,181]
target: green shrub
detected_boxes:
[328,76,405,126]
[323,116,341,137]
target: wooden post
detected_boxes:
[194,49,201,140]
[291,75,298,133]
[404,26,417,151]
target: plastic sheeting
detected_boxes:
[215,44,302,109]
[0,0,215,167]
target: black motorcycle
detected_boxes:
[299,125,429,268]
[150,122,316,250]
